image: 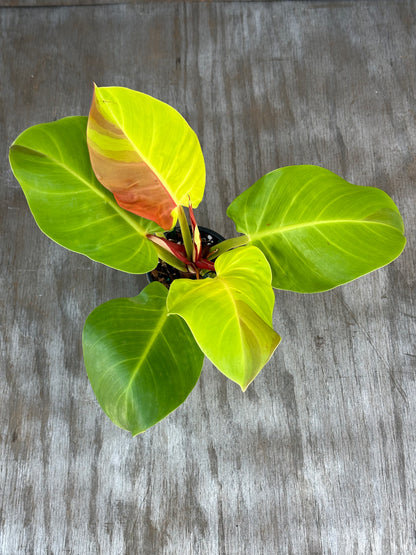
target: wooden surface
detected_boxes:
[0,0,270,7]
[1,1,415,553]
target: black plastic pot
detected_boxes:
[146,226,225,288]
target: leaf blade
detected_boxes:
[167,246,281,390]
[227,165,406,292]
[87,85,206,230]
[82,282,204,435]
[9,116,160,274]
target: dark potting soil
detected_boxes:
[148,226,224,289]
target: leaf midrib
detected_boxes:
[217,277,247,357]
[249,217,402,240]
[124,307,168,391]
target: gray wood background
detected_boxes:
[1,1,415,553]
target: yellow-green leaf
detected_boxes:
[9,116,159,274]
[228,165,406,292]
[82,282,204,435]
[167,246,281,390]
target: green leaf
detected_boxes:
[87,85,206,230]
[9,116,160,274]
[227,165,406,293]
[82,282,204,435]
[167,246,281,391]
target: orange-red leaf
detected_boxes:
[87,86,206,230]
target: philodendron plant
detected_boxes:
[9,85,406,435]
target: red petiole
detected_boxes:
[147,203,216,277]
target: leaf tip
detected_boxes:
[240,377,255,392]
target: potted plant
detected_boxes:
[9,85,406,435]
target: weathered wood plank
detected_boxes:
[0,0,271,7]
[1,1,415,553]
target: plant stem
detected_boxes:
[178,206,193,260]
[152,242,188,272]
[208,234,249,259]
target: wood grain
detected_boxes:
[1,1,415,553]
[0,0,273,7]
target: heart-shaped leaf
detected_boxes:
[227,165,406,293]
[167,246,281,391]
[9,116,160,274]
[87,85,206,230]
[82,282,204,435]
